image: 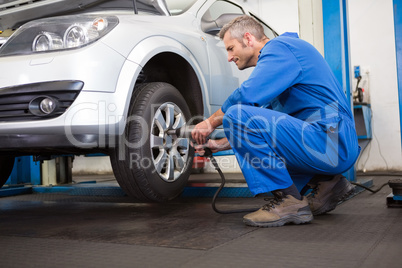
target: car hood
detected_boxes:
[0,0,170,31]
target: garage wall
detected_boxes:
[236,0,299,34]
[348,0,402,171]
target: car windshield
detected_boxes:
[0,0,199,31]
[79,0,198,16]
[0,0,198,20]
[165,0,198,15]
[61,0,170,16]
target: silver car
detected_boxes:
[0,0,277,201]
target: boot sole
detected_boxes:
[312,179,355,216]
[243,212,313,228]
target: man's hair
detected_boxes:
[219,15,266,42]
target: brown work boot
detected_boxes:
[307,175,355,215]
[243,191,313,228]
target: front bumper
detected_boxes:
[0,84,129,153]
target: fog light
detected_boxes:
[29,96,59,116]
[39,97,56,114]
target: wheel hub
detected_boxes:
[150,102,189,182]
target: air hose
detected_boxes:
[351,181,389,193]
[203,148,259,214]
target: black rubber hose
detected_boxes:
[206,152,259,214]
[351,181,389,193]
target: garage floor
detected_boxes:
[0,174,401,268]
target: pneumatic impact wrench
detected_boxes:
[168,125,258,214]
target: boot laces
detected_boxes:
[262,192,285,211]
[307,183,320,199]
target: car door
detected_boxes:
[198,0,251,114]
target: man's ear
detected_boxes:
[243,32,254,47]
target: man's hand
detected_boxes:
[191,108,225,146]
[191,120,215,146]
[194,137,232,156]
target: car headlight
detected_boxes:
[63,25,89,49]
[32,32,64,52]
[0,15,118,57]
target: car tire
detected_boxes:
[0,156,15,188]
[110,82,194,202]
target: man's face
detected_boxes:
[223,32,254,70]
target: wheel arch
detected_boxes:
[126,36,207,118]
[141,52,203,118]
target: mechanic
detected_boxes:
[191,15,360,228]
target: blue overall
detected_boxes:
[221,32,360,195]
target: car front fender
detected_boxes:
[116,35,212,126]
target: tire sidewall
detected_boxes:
[124,82,194,200]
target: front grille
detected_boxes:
[0,80,83,121]
[0,0,45,12]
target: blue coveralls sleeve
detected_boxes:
[221,39,303,113]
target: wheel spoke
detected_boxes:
[154,150,167,174]
[166,153,175,180]
[150,134,164,149]
[172,149,185,171]
[173,113,185,130]
[165,104,175,129]
[154,109,167,131]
